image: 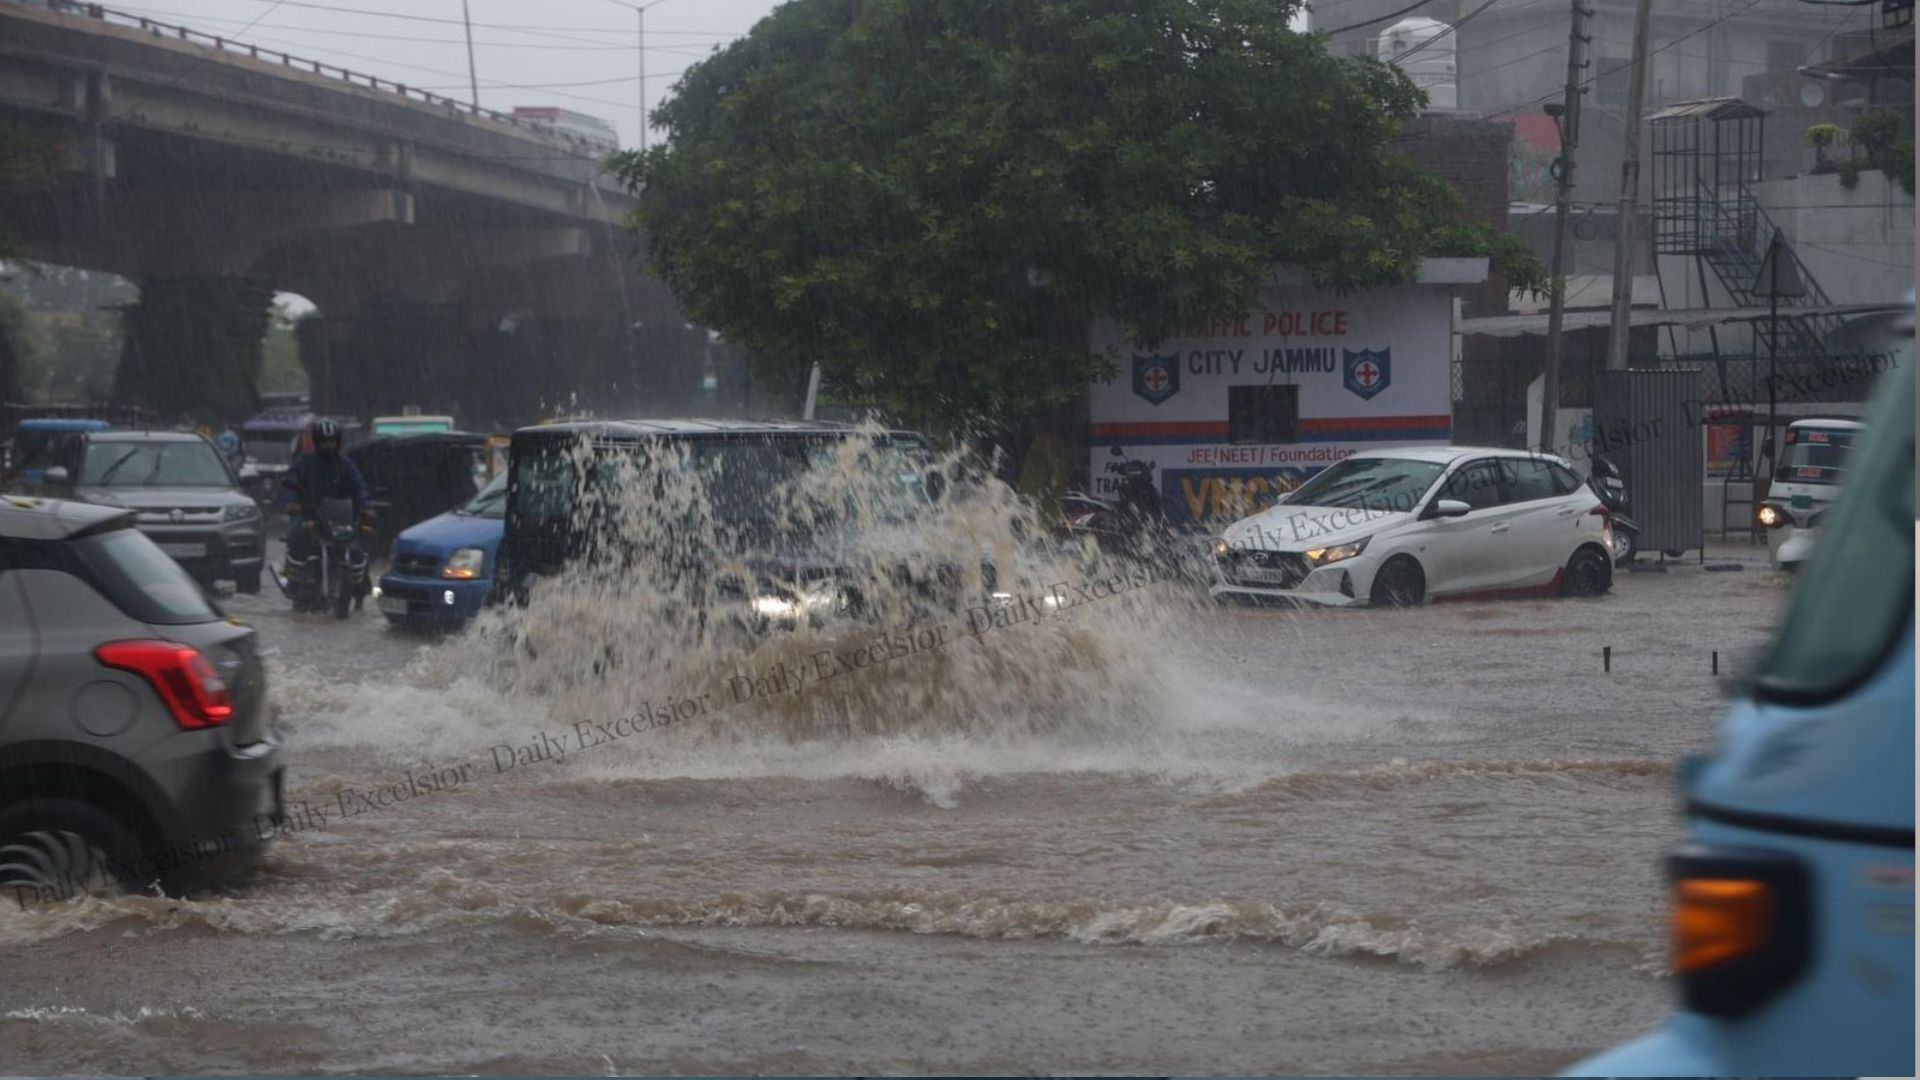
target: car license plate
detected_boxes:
[377,596,409,615]
[1240,566,1293,584]
[159,542,206,557]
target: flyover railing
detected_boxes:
[19,0,616,158]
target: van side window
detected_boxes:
[1756,363,1914,702]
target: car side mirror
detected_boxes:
[42,466,70,485]
[1426,498,1471,519]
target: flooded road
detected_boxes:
[0,538,1789,1074]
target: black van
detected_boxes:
[496,419,946,614]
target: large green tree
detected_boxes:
[613,0,1540,426]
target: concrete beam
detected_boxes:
[262,225,594,317]
[0,5,633,224]
[15,187,411,279]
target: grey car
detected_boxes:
[0,495,283,903]
[34,431,268,593]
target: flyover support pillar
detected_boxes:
[298,301,473,422]
[112,274,274,424]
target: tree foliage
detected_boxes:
[1848,109,1915,197]
[612,0,1542,425]
[0,125,62,263]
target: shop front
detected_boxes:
[1087,261,1485,529]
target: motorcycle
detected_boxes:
[1589,456,1641,567]
[272,497,372,618]
[1058,447,1212,582]
[1060,448,1164,557]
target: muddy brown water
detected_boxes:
[0,545,1788,1074]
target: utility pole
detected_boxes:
[460,0,480,109]
[1604,0,1655,373]
[1540,0,1591,453]
[608,0,675,151]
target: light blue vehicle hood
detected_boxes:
[1687,619,1915,833]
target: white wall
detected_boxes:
[1753,171,1916,306]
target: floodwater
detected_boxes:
[0,454,1790,1074]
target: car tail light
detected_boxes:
[94,640,234,730]
[1586,502,1611,520]
[1667,844,1812,1017]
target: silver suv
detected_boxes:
[0,495,283,904]
[31,430,268,594]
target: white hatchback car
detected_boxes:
[1211,447,1614,607]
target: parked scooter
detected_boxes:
[273,497,372,618]
[1589,456,1641,566]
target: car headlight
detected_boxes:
[1303,536,1369,566]
[751,593,801,620]
[1211,537,1231,558]
[753,580,843,621]
[223,503,261,521]
[441,548,485,579]
[1756,504,1783,528]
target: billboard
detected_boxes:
[1088,284,1454,528]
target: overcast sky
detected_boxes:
[114,0,784,149]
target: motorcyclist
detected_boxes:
[280,418,371,567]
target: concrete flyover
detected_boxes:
[0,0,713,425]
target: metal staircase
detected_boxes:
[1694,179,1848,359]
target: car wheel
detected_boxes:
[1610,527,1637,566]
[1562,545,1613,597]
[235,569,262,594]
[1368,557,1425,608]
[0,799,148,904]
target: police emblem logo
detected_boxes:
[1342,347,1391,401]
[1132,353,1181,406]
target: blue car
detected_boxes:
[1569,355,1914,1075]
[374,472,505,628]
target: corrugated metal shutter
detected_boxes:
[1593,369,1706,555]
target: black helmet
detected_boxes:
[313,418,342,442]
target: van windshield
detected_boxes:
[459,472,509,519]
[1756,367,1912,702]
[509,435,930,547]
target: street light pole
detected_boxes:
[1751,230,1805,476]
[460,0,480,108]
[608,0,675,152]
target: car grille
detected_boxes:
[1220,549,1309,589]
[134,506,223,524]
[382,582,433,604]
[393,553,441,577]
